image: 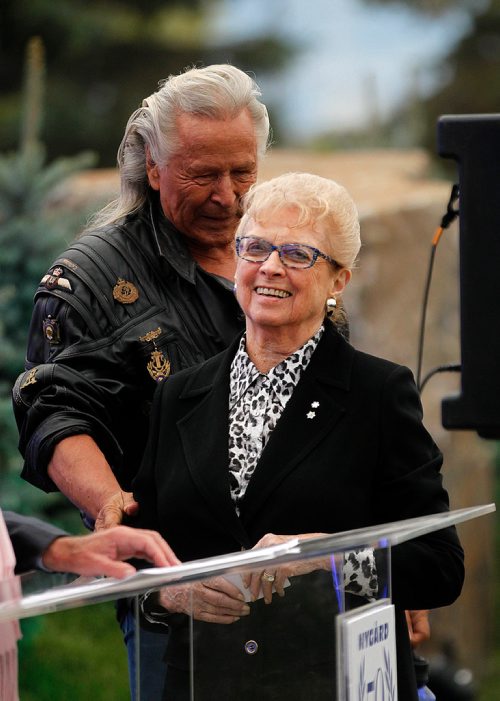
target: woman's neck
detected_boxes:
[245,322,323,374]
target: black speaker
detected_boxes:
[438,114,500,439]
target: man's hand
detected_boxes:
[42,525,180,578]
[406,609,431,647]
[94,490,139,530]
[48,436,137,526]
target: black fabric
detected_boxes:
[13,194,244,492]
[3,511,67,574]
[132,322,464,701]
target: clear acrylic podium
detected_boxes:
[0,504,494,700]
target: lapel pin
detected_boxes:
[139,328,170,382]
[311,401,320,408]
[43,315,61,344]
[306,411,316,419]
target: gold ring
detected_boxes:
[261,571,275,583]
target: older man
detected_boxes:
[13,64,269,530]
[12,64,268,699]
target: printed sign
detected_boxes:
[336,598,397,701]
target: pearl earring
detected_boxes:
[326,297,337,318]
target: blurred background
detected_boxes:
[1,0,499,698]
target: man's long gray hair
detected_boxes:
[87,64,270,231]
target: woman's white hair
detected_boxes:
[237,172,361,269]
[87,64,270,230]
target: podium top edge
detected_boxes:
[293,503,496,554]
[438,114,500,122]
[0,504,494,622]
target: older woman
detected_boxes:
[132,173,464,700]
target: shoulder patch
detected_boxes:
[40,266,73,292]
[58,257,79,271]
[19,367,38,390]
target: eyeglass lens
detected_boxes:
[238,237,316,268]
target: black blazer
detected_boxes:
[3,511,66,574]
[133,322,464,700]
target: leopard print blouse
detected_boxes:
[228,325,378,600]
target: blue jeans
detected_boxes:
[119,605,170,700]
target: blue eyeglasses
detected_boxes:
[235,236,340,270]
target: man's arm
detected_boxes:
[14,286,135,498]
[48,435,139,529]
[4,511,179,577]
[4,511,66,574]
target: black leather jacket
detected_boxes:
[13,194,244,493]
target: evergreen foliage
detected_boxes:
[0,37,96,518]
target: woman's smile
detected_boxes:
[255,287,292,298]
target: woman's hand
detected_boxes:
[158,576,251,624]
[242,532,329,604]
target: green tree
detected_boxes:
[0,37,96,521]
[0,0,293,165]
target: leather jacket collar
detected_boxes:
[146,192,197,285]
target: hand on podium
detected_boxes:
[42,525,179,578]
